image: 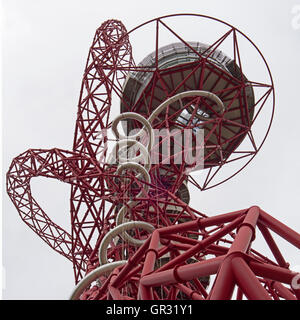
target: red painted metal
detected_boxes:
[6,15,300,300]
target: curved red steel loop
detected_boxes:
[6,148,102,261]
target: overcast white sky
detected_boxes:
[2,0,300,299]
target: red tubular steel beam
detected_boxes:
[139,230,160,300]
[231,256,271,300]
[162,234,199,245]
[92,264,128,299]
[113,264,143,289]
[112,245,171,289]
[249,261,298,284]
[157,209,247,236]
[175,283,204,300]
[228,206,259,254]
[108,285,123,300]
[157,215,244,272]
[294,289,300,300]
[141,255,224,287]
[207,244,229,255]
[139,284,153,300]
[107,268,123,300]
[164,240,227,257]
[158,219,200,235]
[257,223,288,268]
[268,283,280,300]
[198,209,247,228]
[169,242,193,251]
[193,277,209,298]
[141,230,160,276]
[271,281,297,300]
[209,207,259,300]
[208,257,235,300]
[259,209,300,249]
[236,287,243,300]
[111,237,152,287]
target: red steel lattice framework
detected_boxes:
[6,14,300,300]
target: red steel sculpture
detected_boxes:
[6,14,300,300]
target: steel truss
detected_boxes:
[6,15,300,300]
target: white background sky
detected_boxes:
[2,0,300,299]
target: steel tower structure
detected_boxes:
[6,14,300,300]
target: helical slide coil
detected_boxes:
[70,90,224,299]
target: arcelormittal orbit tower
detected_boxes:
[7,14,300,300]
